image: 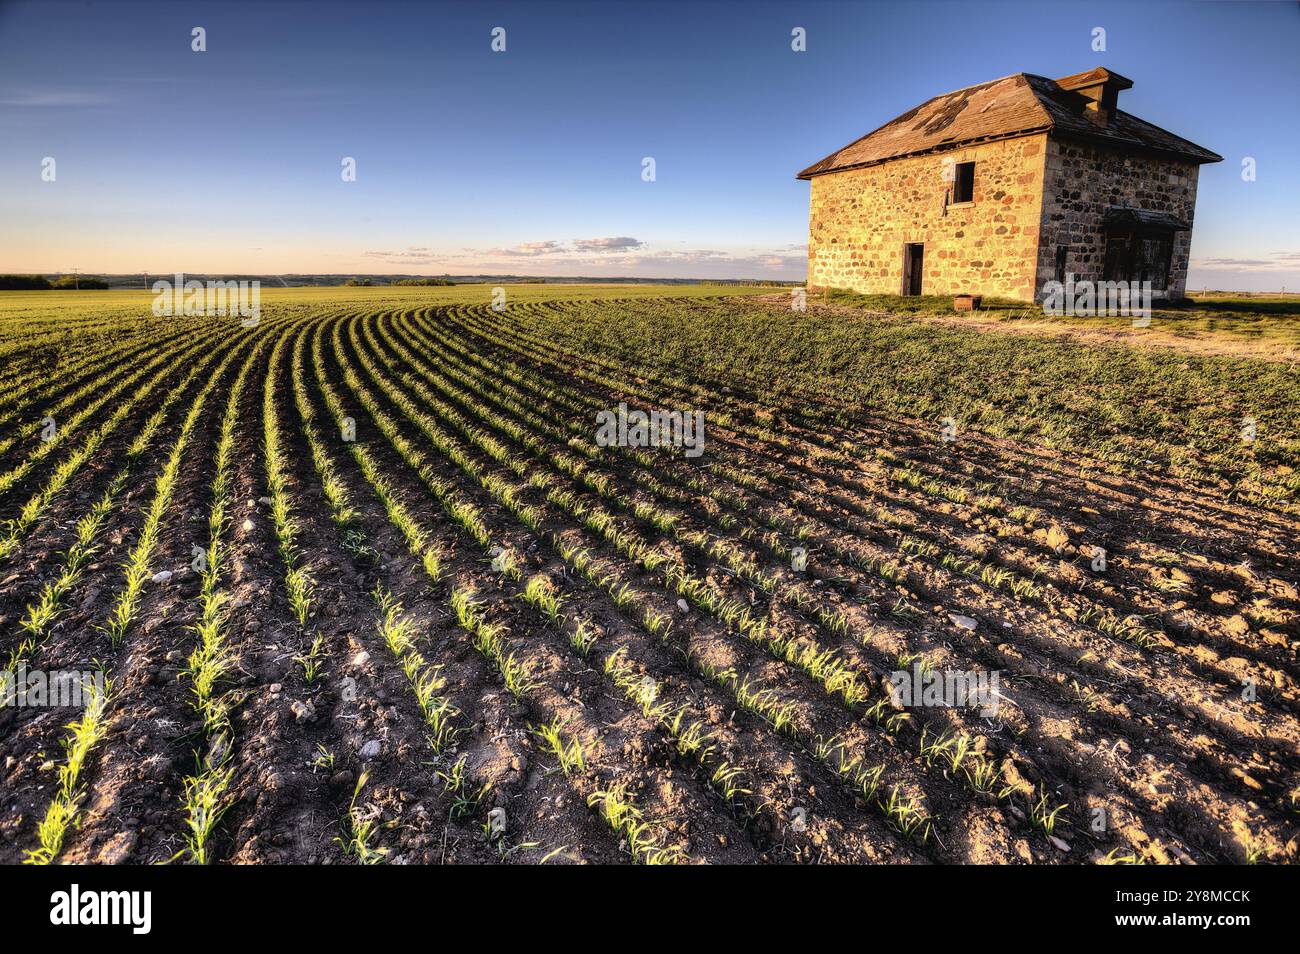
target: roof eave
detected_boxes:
[796,126,1051,180]
[1049,128,1223,165]
[799,124,1222,179]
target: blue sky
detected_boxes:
[0,0,1296,287]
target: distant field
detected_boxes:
[0,286,1295,865]
[0,282,773,320]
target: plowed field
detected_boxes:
[1,287,1296,865]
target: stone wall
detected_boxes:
[1035,137,1200,300]
[806,134,1048,301]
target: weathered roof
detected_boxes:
[797,71,1222,179]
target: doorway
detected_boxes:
[903,243,925,296]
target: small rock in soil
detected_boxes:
[1224,615,1250,636]
[98,830,138,864]
[360,740,382,759]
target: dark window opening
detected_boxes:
[1054,245,1068,283]
[952,161,975,203]
[1103,227,1174,289]
[902,243,925,296]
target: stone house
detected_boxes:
[798,68,1221,302]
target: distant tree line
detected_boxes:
[0,275,50,289]
[51,275,109,289]
[0,275,109,290]
[343,277,456,287]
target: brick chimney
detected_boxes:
[1055,67,1134,126]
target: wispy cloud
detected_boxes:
[363,246,449,264]
[362,239,804,278]
[0,90,111,108]
[484,240,567,257]
[1192,251,1300,271]
[478,237,647,256]
[572,236,644,252]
